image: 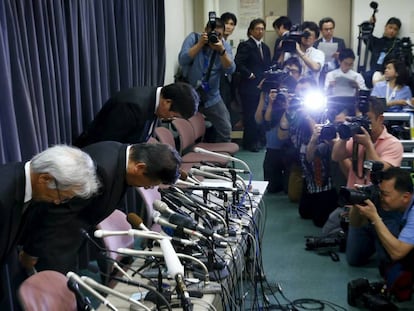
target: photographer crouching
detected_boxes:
[351,167,414,302]
[330,96,413,299]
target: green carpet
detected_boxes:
[236,148,414,310]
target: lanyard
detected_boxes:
[386,82,397,102]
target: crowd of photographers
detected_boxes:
[255,14,414,306]
[177,10,414,305]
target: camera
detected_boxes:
[261,67,296,94]
[348,278,398,310]
[305,230,347,252]
[336,115,371,140]
[207,11,219,44]
[338,160,383,206]
[281,24,311,53]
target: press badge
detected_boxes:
[377,52,386,65]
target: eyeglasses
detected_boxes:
[54,179,72,204]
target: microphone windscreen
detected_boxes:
[179,170,188,181]
[127,213,143,229]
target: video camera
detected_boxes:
[281,24,311,53]
[338,160,383,206]
[207,11,220,44]
[261,67,296,94]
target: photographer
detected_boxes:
[353,167,414,301]
[331,96,403,266]
[178,14,235,142]
[278,77,322,202]
[255,72,296,193]
[280,21,325,84]
[363,17,402,88]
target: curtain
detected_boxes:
[0,0,165,163]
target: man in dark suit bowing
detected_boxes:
[235,18,271,152]
[0,145,100,308]
[20,141,181,274]
[73,82,199,147]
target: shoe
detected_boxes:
[249,146,259,152]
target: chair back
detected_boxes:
[135,186,162,231]
[18,270,77,311]
[188,112,206,141]
[96,209,134,287]
[172,118,196,154]
[154,126,176,149]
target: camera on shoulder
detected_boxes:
[281,24,311,53]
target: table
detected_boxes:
[96,180,268,310]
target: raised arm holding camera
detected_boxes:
[178,12,235,142]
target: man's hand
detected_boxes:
[198,32,209,47]
[354,199,381,224]
[353,126,372,147]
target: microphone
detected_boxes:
[117,248,210,284]
[80,276,152,311]
[199,166,250,174]
[189,168,232,181]
[67,279,95,311]
[94,228,197,246]
[153,204,227,242]
[127,213,150,231]
[66,272,117,311]
[154,200,214,237]
[193,147,251,173]
[179,170,200,185]
[153,211,205,240]
[159,239,193,311]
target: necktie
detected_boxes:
[258,43,263,60]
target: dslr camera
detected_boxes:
[281,24,311,53]
[207,11,220,44]
[348,278,398,310]
[338,160,383,206]
[319,114,371,141]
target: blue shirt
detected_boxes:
[371,81,412,112]
[178,32,235,108]
[399,198,414,245]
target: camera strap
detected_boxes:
[352,141,366,180]
[202,51,217,84]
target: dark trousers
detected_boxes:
[299,188,338,227]
[263,148,289,193]
[239,91,261,149]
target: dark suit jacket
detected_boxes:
[272,32,290,65]
[0,163,26,265]
[73,87,158,147]
[23,141,130,273]
[235,38,272,96]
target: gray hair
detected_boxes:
[30,145,100,199]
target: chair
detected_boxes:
[17,270,77,311]
[189,112,240,155]
[171,118,229,166]
[153,126,197,172]
[96,209,135,288]
[135,186,162,232]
